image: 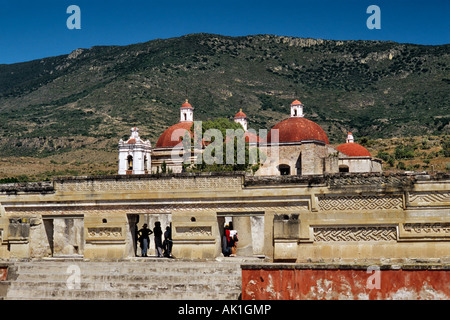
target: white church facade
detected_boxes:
[118,127,152,175]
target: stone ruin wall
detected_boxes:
[0,172,448,262]
[265,173,450,263]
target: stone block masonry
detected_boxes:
[54,173,243,193]
[1,259,243,300]
[0,172,448,263]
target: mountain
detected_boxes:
[0,33,449,161]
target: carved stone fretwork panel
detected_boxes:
[56,176,242,193]
[400,223,450,239]
[408,191,450,205]
[245,173,415,188]
[175,226,212,237]
[318,195,403,211]
[5,201,307,216]
[163,201,307,212]
[313,226,397,242]
[326,175,414,188]
[87,227,122,238]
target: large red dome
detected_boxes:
[336,143,371,157]
[155,121,193,148]
[267,117,329,144]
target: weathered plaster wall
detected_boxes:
[241,264,450,300]
[339,157,375,172]
[262,173,450,263]
[256,142,337,176]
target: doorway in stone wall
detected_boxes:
[217,212,265,258]
[127,213,172,257]
[126,214,139,258]
[43,216,84,258]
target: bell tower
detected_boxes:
[234,109,248,131]
[118,127,152,175]
[180,99,194,122]
[346,132,354,143]
[290,100,304,118]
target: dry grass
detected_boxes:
[0,147,117,181]
[362,135,449,172]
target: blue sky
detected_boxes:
[0,0,449,64]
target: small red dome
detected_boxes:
[336,143,371,157]
[244,131,265,143]
[181,100,193,109]
[155,121,193,148]
[234,110,247,119]
[267,117,329,144]
[127,138,136,144]
[291,99,302,105]
[224,131,265,144]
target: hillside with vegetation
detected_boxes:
[0,33,449,180]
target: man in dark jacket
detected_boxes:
[163,226,173,257]
[137,224,153,257]
[153,221,164,257]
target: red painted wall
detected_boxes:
[242,266,449,300]
[0,267,7,281]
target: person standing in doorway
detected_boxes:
[163,226,173,257]
[222,224,231,257]
[137,224,153,257]
[153,221,164,257]
[229,229,238,257]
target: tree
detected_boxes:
[377,150,395,167]
[394,145,415,160]
[186,118,263,173]
[387,157,395,167]
[397,162,406,170]
[376,151,390,162]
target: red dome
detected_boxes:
[181,100,193,109]
[291,99,302,105]
[155,121,193,148]
[234,110,247,118]
[127,138,136,144]
[244,131,265,143]
[224,131,265,144]
[267,117,329,144]
[336,143,371,157]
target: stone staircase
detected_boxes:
[2,258,247,300]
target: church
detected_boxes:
[118,99,382,175]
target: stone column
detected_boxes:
[132,149,145,174]
[53,218,83,257]
[145,151,151,173]
[232,216,253,256]
[250,216,265,255]
[7,218,30,258]
[217,216,225,257]
[118,149,128,175]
